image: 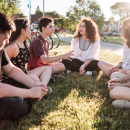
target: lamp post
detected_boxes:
[29,0,31,21]
[43,0,44,17]
[27,0,31,21]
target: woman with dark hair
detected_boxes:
[2,18,52,93]
[62,17,100,75]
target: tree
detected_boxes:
[19,12,26,18]
[66,0,105,30]
[35,6,43,15]
[45,11,61,18]
[87,0,105,28]
[109,17,114,24]
[110,2,130,20]
[0,0,21,17]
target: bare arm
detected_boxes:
[0,82,47,101]
[118,74,130,83]
[83,60,92,68]
[79,60,92,74]
[40,54,62,64]
[40,51,74,64]
[4,43,18,58]
[2,62,40,88]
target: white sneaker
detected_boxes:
[85,71,92,76]
[67,70,71,74]
[112,100,130,109]
[47,86,53,94]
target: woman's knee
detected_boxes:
[110,72,119,79]
[110,72,126,79]
[110,87,122,99]
[27,74,40,82]
[58,63,65,71]
[97,61,105,68]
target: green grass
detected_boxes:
[5,40,130,130]
[101,36,125,44]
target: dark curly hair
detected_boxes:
[122,18,130,48]
[74,17,100,44]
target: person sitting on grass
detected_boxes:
[0,12,48,129]
[1,18,52,93]
[106,18,130,109]
[98,18,130,78]
[27,17,73,76]
[62,17,100,75]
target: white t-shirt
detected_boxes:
[71,37,100,62]
[121,44,130,69]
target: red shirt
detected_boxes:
[27,35,50,71]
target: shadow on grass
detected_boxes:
[10,74,78,129]
[92,75,130,130]
[5,71,130,129]
[68,73,130,130]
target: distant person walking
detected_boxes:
[63,28,66,37]
[59,27,62,37]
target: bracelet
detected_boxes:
[81,65,85,69]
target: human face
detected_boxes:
[79,22,86,35]
[0,31,11,50]
[22,24,31,40]
[43,22,55,36]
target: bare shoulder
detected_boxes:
[5,42,19,58]
[6,42,18,50]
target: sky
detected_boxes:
[20,0,130,21]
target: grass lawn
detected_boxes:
[6,40,130,130]
[101,36,125,44]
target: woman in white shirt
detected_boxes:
[62,17,100,75]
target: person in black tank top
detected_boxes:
[2,42,29,79]
[2,18,52,93]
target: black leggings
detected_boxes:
[62,58,100,72]
[0,78,34,121]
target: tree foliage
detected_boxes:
[19,12,26,18]
[35,6,43,15]
[110,2,130,20]
[0,0,21,17]
[45,11,61,18]
[65,0,105,31]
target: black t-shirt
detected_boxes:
[0,49,10,71]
